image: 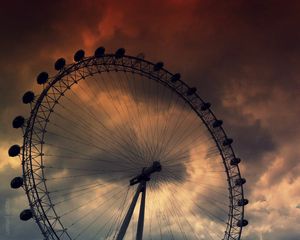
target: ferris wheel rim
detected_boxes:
[20,51,246,240]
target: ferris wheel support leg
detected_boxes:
[136,182,146,240]
[116,182,144,240]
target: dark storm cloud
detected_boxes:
[1,0,300,239]
[227,118,276,162]
[222,115,277,186]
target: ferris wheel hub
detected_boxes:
[129,161,162,186]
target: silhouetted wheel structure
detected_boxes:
[10,47,248,240]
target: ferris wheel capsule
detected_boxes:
[10,176,23,189]
[223,138,233,146]
[94,46,105,58]
[235,178,246,186]
[74,49,85,62]
[237,219,248,227]
[230,157,241,165]
[237,198,249,206]
[22,91,35,104]
[37,72,49,85]
[115,48,125,59]
[54,58,66,71]
[20,209,33,221]
[12,116,25,128]
[201,102,211,111]
[213,119,223,128]
[8,144,21,157]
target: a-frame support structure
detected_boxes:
[116,161,161,240]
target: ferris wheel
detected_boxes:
[9,47,248,240]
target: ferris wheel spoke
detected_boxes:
[43,154,138,172]
[168,165,225,174]
[44,167,136,182]
[109,71,153,164]
[163,173,229,214]
[162,129,211,161]
[147,177,162,238]
[123,70,163,163]
[146,181,154,240]
[155,96,182,161]
[46,171,133,181]
[163,167,227,193]
[161,172,228,229]
[68,186,129,239]
[88,189,132,240]
[50,182,118,200]
[151,177,176,239]
[156,101,194,158]
[162,144,219,167]
[64,85,143,166]
[55,98,122,149]
[159,185,225,239]
[162,197,190,239]
[91,209,121,240]
[50,178,129,205]
[45,143,94,157]
[147,181,163,239]
[60,188,130,227]
[45,165,137,173]
[89,75,138,142]
[96,73,148,163]
[161,128,212,164]
[167,130,214,153]
[52,97,106,134]
[165,166,226,179]
[176,178,227,190]
[136,71,154,164]
[103,196,128,240]
[153,73,167,163]
[121,71,156,164]
[49,177,125,194]
[162,169,229,210]
[129,71,158,149]
[87,205,121,240]
[111,185,133,240]
[45,131,140,168]
[157,175,200,240]
[58,184,127,218]
[50,110,106,144]
[151,77,170,162]
[44,142,138,169]
[56,93,116,139]
[158,175,215,240]
[162,148,219,167]
[75,186,135,239]
[164,161,224,172]
[54,188,119,212]
[46,129,119,153]
[86,77,150,164]
[47,117,138,162]
[163,159,225,173]
[164,108,197,147]
[142,72,161,163]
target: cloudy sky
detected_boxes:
[0,0,300,239]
